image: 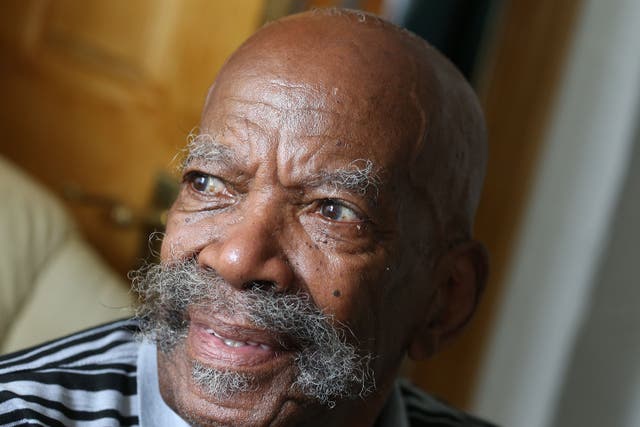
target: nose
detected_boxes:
[197,211,295,292]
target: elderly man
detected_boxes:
[0,8,493,427]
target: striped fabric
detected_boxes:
[0,319,496,427]
[0,320,139,426]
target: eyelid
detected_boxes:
[182,169,207,183]
[182,170,204,188]
[305,181,376,211]
[182,170,223,184]
[181,170,196,183]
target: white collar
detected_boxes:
[137,341,190,427]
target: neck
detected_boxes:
[298,380,396,427]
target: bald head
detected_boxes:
[204,8,487,244]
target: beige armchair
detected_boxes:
[0,156,132,354]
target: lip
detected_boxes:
[187,313,292,369]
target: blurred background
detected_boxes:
[1,1,638,426]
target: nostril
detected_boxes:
[244,280,277,291]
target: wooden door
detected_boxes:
[0,0,264,275]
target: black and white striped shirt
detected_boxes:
[0,320,139,426]
[0,320,496,427]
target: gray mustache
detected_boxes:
[129,258,376,405]
[131,260,331,348]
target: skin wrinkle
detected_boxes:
[224,97,342,116]
[218,95,347,146]
[225,76,340,120]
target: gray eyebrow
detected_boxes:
[182,132,238,169]
[309,159,382,201]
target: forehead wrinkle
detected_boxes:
[225,95,341,119]
[223,96,345,145]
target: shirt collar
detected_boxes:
[137,341,190,427]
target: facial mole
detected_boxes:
[333,289,341,298]
[184,217,191,224]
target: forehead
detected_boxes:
[200,70,419,177]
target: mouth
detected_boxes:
[187,312,294,369]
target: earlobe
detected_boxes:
[407,325,440,360]
[407,240,489,360]
[407,286,442,360]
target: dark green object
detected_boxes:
[404,0,494,82]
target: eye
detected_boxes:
[185,172,229,197]
[318,199,361,222]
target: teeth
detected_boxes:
[204,327,271,350]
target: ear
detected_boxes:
[407,240,489,360]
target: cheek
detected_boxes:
[160,217,180,261]
[160,211,221,261]
[297,247,389,335]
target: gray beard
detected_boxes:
[130,259,375,406]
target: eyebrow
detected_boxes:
[182,132,239,169]
[308,159,382,202]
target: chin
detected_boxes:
[156,335,322,427]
